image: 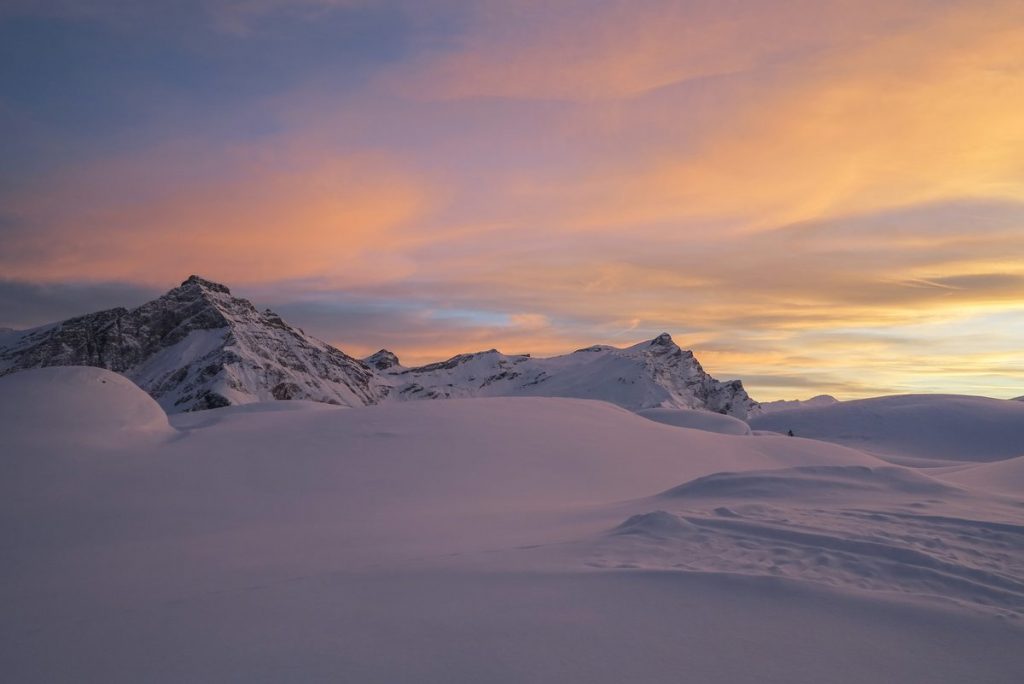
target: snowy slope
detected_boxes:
[2,369,1022,682]
[379,333,758,418]
[0,366,172,446]
[0,276,383,412]
[937,456,1024,496]
[636,407,752,435]
[750,394,1024,464]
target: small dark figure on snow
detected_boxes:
[787,429,795,437]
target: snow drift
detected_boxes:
[0,366,172,446]
[939,455,1024,497]
[636,407,752,435]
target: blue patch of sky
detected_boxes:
[275,294,517,329]
[0,4,425,180]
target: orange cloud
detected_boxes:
[2,143,438,287]
[4,0,1024,401]
[476,0,1024,234]
[390,0,942,102]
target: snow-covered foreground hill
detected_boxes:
[2,368,1022,682]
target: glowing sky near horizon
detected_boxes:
[2,0,1023,400]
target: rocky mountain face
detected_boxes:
[1,276,759,417]
[377,332,759,418]
[0,276,383,412]
[363,349,401,371]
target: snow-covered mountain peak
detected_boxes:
[649,332,675,347]
[159,275,257,322]
[629,334,693,359]
[379,335,758,418]
[0,277,759,417]
[574,344,616,353]
[0,277,383,412]
[365,349,401,370]
[179,274,232,295]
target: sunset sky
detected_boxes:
[2,0,1023,400]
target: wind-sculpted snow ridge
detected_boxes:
[0,276,383,412]
[588,465,1024,619]
[659,465,959,499]
[636,407,752,435]
[0,366,173,446]
[379,332,758,418]
[940,456,1024,497]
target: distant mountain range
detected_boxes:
[758,395,839,413]
[0,276,758,417]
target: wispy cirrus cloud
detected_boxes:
[2,0,1024,399]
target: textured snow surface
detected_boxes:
[2,371,1022,682]
[941,456,1024,497]
[637,407,752,435]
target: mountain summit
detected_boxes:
[0,276,382,411]
[0,277,758,416]
[378,331,758,418]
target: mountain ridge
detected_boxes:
[0,276,383,411]
[0,275,758,416]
